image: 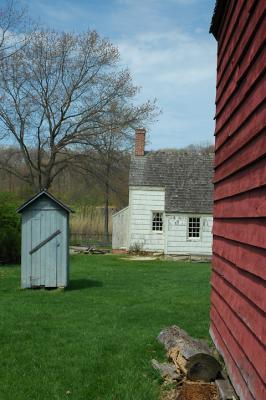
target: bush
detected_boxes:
[0,192,21,262]
[128,241,145,255]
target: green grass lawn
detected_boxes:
[0,255,211,400]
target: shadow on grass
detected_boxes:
[67,279,103,291]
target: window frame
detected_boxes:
[187,216,201,240]
[151,211,163,233]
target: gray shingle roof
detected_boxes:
[129,150,213,213]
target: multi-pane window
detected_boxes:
[188,217,200,238]
[152,212,163,231]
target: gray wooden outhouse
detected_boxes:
[17,190,73,288]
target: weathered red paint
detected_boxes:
[213,236,266,280]
[215,79,265,140]
[212,253,266,314]
[210,300,265,390]
[214,186,266,218]
[216,1,244,61]
[214,132,266,182]
[214,158,266,200]
[216,47,266,119]
[215,102,265,152]
[210,323,255,400]
[216,0,263,88]
[211,273,265,349]
[215,116,265,171]
[210,310,266,400]
[213,218,266,248]
[210,1,266,398]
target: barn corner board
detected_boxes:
[18,190,74,289]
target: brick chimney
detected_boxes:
[135,128,146,156]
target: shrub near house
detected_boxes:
[0,192,21,262]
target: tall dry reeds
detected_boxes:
[70,205,117,235]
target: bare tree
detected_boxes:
[0,0,33,60]
[0,0,34,141]
[0,29,156,190]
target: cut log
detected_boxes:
[158,326,222,382]
[186,353,222,382]
[151,359,181,381]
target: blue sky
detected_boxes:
[20,0,217,150]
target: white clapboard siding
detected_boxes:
[128,187,165,251]
[112,207,129,249]
[165,214,213,255]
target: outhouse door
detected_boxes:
[31,217,42,286]
[30,212,60,287]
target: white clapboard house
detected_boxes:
[112,129,213,255]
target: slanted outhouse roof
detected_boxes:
[129,150,213,214]
[17,190,74,213]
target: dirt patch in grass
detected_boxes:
[161,381,219,400]
[125,256,158,261]
[178,381,219,400]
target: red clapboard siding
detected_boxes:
[210,292,266,385]
[216,0,253,79]
[211,268,265,343]
[216,40,266,119]
[215,75,265,140]
[212,253,266,314]
[213,218,266,248]
[210,308,266,400]
[216,1,265,100]
[215,55,266,131]
[215,103,265,166]
[213,236,266,280]
[216,14,265,112]
[214,132,266,182]
[216,0,243,62]
[210,323,256,400]
[214,187,266,218]
[214,157,266,200]
[216,0,255,79]
[210,2,265,398]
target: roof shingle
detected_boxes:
[129,150,213,213]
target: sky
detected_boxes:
[19,0,217,150]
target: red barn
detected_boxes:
[209,1,266,399]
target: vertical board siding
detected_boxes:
[129,187,165,251]
[21,196,69,288]
[211,1,266,399]
[112,207,129,249]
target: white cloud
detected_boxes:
[115,25,216,148]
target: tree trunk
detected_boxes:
[104,181,109,242]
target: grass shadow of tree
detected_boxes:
[67,279,103,291]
